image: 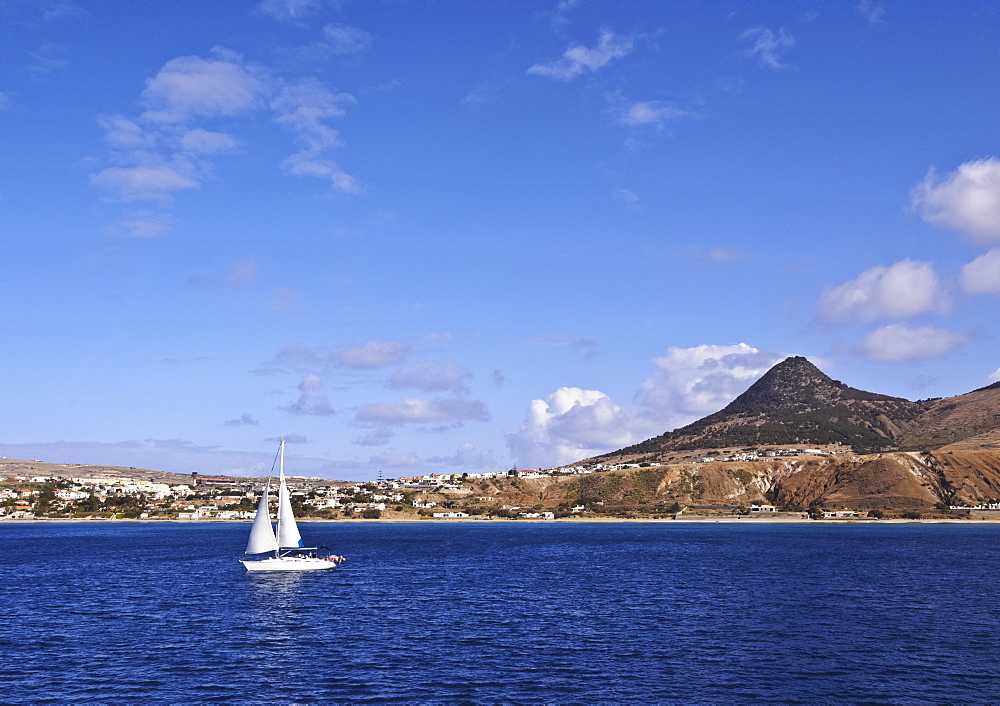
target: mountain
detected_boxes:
[595,356,1000,464]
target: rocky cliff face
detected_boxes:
[471,450,1000,514]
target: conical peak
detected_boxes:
[721,356,843,414]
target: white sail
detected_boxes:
[241,439,343,572]
[245,477,278,555]
[276,440,303,549]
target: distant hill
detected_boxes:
[592,356,1000,465]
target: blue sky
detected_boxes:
[2,0,999,479]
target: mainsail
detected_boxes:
[276,440,303,549]
[245,477,279,555]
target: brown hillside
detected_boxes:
[462,450,1000,515]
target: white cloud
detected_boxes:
[91,164,199,202]
[337,340,409,368]
[179,128,239,154]
[98,115,155,149]
[356,398,488,426]
[427,442,496,469]
[911,158,1000,243]
[638,343,786,427]
[528,30,633,81]
[285,373,336,416]
[140,51,267,124]
[507,387,639,468]
[858,0,886,25]
[91,48,359,221]
[461,79,508,108]
[321,24,372,55]
[614,99,693,129]
[740,27,795,69]
[25,41,67,76]
[817,259,947,323]
[507,343,786,469]
[989,368,1000,383]
[390,361,472,392]
[860,324,970,362]
[355,426,394,447]
[258,0,326,22]
[271,79,360,193]
[961,248,1000,294]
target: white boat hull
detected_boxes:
[241,556,340,572]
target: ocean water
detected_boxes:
[3,521,1000,703]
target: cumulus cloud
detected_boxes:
[390,361,472,393]
[638,343,786,427]
[961,248,1000,294]
[337,340,409,368]
[356,398,488,426]
[507,342,786,469]
[285,373,336,416]
[89,50,264,205]
[91,48,359,231]
[740,27,795,69]
[911,158,1000,243]
[528,30,633,81]
[990,368,1000,383]
[507,387,641,469]
[817,260,947,323]
[860,324,971,362]
[140,52,267,124]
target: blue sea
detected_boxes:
[3,521,1000,703]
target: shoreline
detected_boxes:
[2,515,996,524]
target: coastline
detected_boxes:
[2,515,996,524]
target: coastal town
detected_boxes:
[0,465,572,521]
[4,445,1000,522]
[0,447,848,521]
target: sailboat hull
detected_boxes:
[241,556,340,572]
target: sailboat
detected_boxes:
[240,440,345,573]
